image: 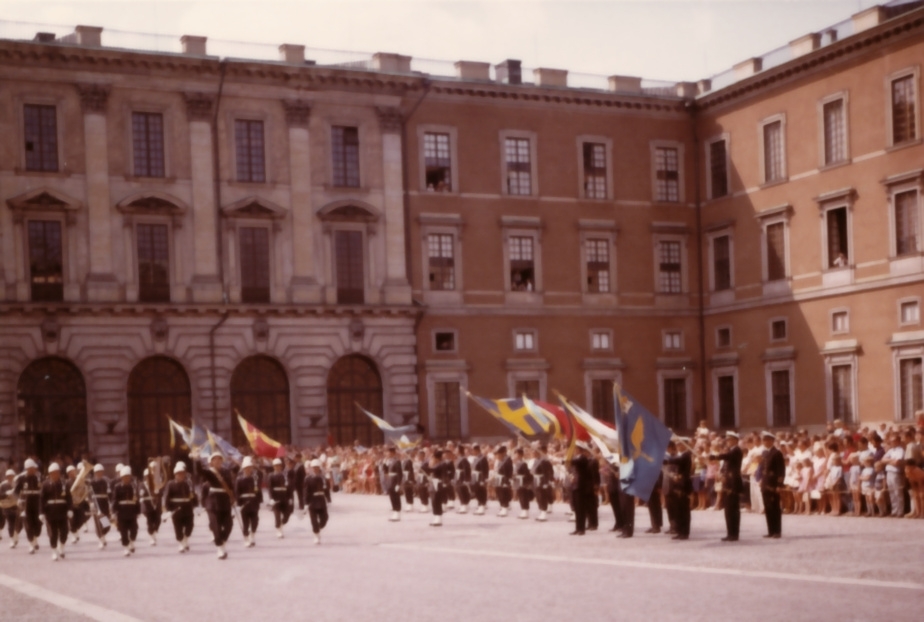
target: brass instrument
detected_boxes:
[70,460,93,505]
[147,457,168,497]
[0,478,18,509]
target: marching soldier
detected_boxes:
[65,465,89,544]
[514,448,534,519]
[664,440,693,540]
[89,463,112,549]
[710,431,743,542]
[140,463,163,546]
[14,458,43,554]
[422,449,447,526]
[201,453,235,559]
[442,446,456,510]
[532,445,554,522]
[471,444,490,515]
[495,446,513,517]
[163,461,197,553]
[455,445,472,514]
[41,463,72,561]
[401,450,416,512]
[111,466,141,557]
[268,457,292,539]
[384,446,403,521]
[236,456,263,548]
[1,469,22,548]
[303,459,329,544]
[414,449,431,513]
[760,432,785,539]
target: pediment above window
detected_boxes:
[7,187,83,218]
[116,191,188,216]
[222,196,287,220]
[317,200,380,223]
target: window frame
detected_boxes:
[820,201,853,272]
[590,329,613,353]
[425,370,470,440]
[499,130,538,197]
[650,140,685,204]
[134,219,173,303]
[765,359,796,428]
[886,66,920,148]
[418,213,463,305]
[20,99,63,174]
[652,232,688,296]
[662,329,683,352]
[130,109,167,179]
[899,297,921,327]
[707,229,734,293]
[818,92,850,168]
[432,329,459,355]
[756,205,792,288]
[501,217,543,300]
[884,176,922,261]
[25,216,66,302]
[830,308,850,335]
[705,134,730,200]
[715,325,733,349]
[759,114,787,186]
[824,353,858,424]
[576,135,614,200]
[329,123,363,189]
[712,366,739,429]
[230,115,269,184]
[513,328,538,354]
[417,125,459,194]
[657,369,692,430]
[891,339,924,422]
[769,317,788,343]
[237,224,273,304]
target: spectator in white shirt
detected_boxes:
[882,435,905,518]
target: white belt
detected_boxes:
[209,489,228,494]
[170,498,191,503]
[272,487,288,492]
[312,492,325,497]
[240,493,256,498]
[118,500,137,505]
[94,494,108,499]
[22,490,40,495]
[46,500,67,504]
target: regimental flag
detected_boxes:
[523,398,591,443]
[466,392,554,441]
[615,383,671,503]
[204,428,244,465]
[166,416,193,451]
[236,410,287,459]
[555,392,619,453]
[356,403,418,434]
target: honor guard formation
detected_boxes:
[1,419,922,562]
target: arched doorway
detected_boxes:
[231,355,291,447]
[326,355,383,447]
[17,357,87,465]
[127,356,191,474]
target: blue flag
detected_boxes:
[615,384,671,503]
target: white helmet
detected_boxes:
[309,459,322,469]
[66,465,76,474]
[24,458,38,470]
[173,462,187,474]
[209,453,223,463]
[120,466,132,478]
[48,462,61,473]
[149,461,158,471]
[241,456,254,469]
[5,469,15,477]
[272,458,283,466]
[143,468,150,477]
[93,463,104,473]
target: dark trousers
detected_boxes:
[388,489,402,512]
[295,488,305,511]
[573,491,594,532]
[619,490,635,536]
[208,509,233,546]
[456,483,472,506]
[417,483,430,506]
[665,491,678,532]
[444,485,456,502]
[724,491,741,538]
[536,486,552,512]
[588,493,599,529]
[403,484,415,505]
[273,502,291,528]
[648,491,663,529]
[472,482,488,507]
[431,487,444,516]
[672,493,691,537]
[3,509,20,537]
[497,485,512,509]
[46,515,68,548]
[118,516,138,546]
[308,505,328,534]
[144,509,161,535]
[172,512,194,541]
[69,503,88,534]
[23,510,42,541]
[241,509,259,536]
[762,489,782,536]
[608,488,622,528]
[517,488,531,510]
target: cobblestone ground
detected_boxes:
[0,494,921,621]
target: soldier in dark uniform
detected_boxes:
[88,463,112,549]
[111,466,141,557]
[532,445,554,522]
[760,432,786,539]
[1,469,22,548]
[291,454,306,513]
[65,465,88,544]
[41,463,72,561]
[384,446,403,521]
[711,431,743,541]
[569,442,596,535]
[455,445,472,514]
[664,440,693,540]
[646,471,664,534]
[401,451,416,512]
[616,471,636,539]
[442,446,457,510]
[605,461,623,532]
[140,463,163,547]
[303,459,329,544]
[587,452,601,531]
[236,456,263,547]
[163,461,197,553]
[201,453,235,559]
[495,446,513,517]
[422,449,447,526]
[14,458,42,554]
[413,449,430,512]
[268,458,291,539]
[514,447,534,519]
[471,444,490,515]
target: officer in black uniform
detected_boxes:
[442,446,457,510]
[163,461,197,553]
[41,463,72,561]
[471,444,490,515]
[384,446,403,521]
[710,431,743,541]
[495,446,513,517]
[268,458,291,539]
[646,471,664,534]
[1,469,22,548]
[401,451,416,512]
[422,449,447,526]
[236,456,263,547]
[605,461,623,532]
[111,466,141,556]
[14,458,42,554]
[569,442,596,535]
[88,463,112,548]
[532,445,554,522]
[514,447,534,519]
[455,445,472,514]
[201,453,235,559]
[291,454,306,513]
[760,431,786,539]
[664,440,693,540]
[588,452,601,531]
[303,459,329,544]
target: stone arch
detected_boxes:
[230,354,291,447]
[16,356,87,465]
[325,354,383,447]
[127,355,191,474]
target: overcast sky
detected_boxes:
[1,0,885,81]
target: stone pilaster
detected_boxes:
[78,84,120,301]
[183,93,223,302]
[376,107,411,305]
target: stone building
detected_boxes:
[1,1,923,469]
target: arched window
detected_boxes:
[127,356,191,474]
[17,357,87,465]
[326,355,383,447]
[231,355,291,447]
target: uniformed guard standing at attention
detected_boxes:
[569,442,596,536]
[441,447,457,511]
[268,457,291,539]
[616,471,636,539]
[14,458,42,554]
[760,432,785,539]
[236,456,263,548]
[710,431,743,541]
[514,447,534,519]
[423,449,447,526]
[384,446,403,521]
[111,466,141,557]
[604,460,623,533]
[1,469,22,548]
[664,440,693,540]
[454,445,473,514]
[89,464,112,549]
[532,445,554,522]
[40,463,72,561]
[401,450,416,513]
[163,461,197,553]
[303,459,329,544]
[471,444,490,515]
[495,446,513,517]
[646,470,664,535]
[291,454,306,513]
[201,453,235,559]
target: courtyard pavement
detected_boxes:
[0,494,921,621]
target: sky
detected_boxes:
[0,0,888,82]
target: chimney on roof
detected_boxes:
[852,6,887,33]
[372,53,412,73]
[533,68,568,87]
[181,35,207,56]
[34,32,56,43]
[279,44,305,64]
[495,59,522,85]
[74,25,102,47]
[697,79,712,95]
[790,32,821,59]
[733,57,762,80]
[455,60,491,81]
[607,75,642,94]
[675,82,696,98]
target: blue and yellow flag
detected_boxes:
[615,383,671,502]
[203,428,243,464]
[466,392,553,441]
